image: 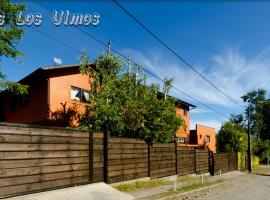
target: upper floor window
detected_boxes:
[176,137,186,144]
[71,86,90,103]
[205,135,210,142]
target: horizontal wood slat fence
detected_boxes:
[0,123,238,198]
[0,123,90,199]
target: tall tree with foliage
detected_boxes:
[79,51,183,144]
[241,88,266,140]
[0,0,27,94]
[216,121,248,153]
[261,99,270,141]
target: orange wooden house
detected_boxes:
[0,64,216,151]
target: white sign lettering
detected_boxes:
[0,10,100,27]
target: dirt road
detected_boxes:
[172,172,270,200]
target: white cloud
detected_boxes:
[120,46,270,131]
[121,47,270,108]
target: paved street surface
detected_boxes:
[169,169,270,200]
[6,183,134,200]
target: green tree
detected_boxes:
[0,0,27,94]
[216,121,247,153]
[241,88,266,140]
[79,52,183,143]
[252,139,270,161]
[261,100,270,141]
[229,114,245,128]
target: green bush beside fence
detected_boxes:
[238,152,260,170]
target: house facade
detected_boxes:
[1,65,91,126]
[0,64,216,151]
[190,124,216,152]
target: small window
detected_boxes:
[184,109,187,116]
[71,86,89,103]
[176,137,186,144]
[206,135,210,142]
[200,134,202,139]
[71,86,81,101]
[81,90,90,103]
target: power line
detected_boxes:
[75,28,228,118]
[32,25,228,119]
[113,0,244,109]
[33,1,229,119]
[30,27,81,54]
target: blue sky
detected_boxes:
[2,1,270,130]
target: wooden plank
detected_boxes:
[109,171,148,183]
[93,138,103,145]
[93,156,104,162]
[0,150,88,160]
[109,148,148,154]
[150,155,175,161]
[109,167,148,177]
[93,144,103,150]
[151,166,176,174]
[0,163,89,178]
[0,134,88,144]
[152,144,175,148]
[151,162,176,170]
[108,163,148,171]
[108,158,148,166]
[0,170,89,187]
[0,176,89,198]
[0,143,88,151]
[151,170,176,178]
[109,137,145,144]
[93,133,104,139]
[0,157,88,169]
[0,127,88,138]
[108,153,148,160]
[108,143,147,149]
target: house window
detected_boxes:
[176,137,186,144]
[200,134,202,139]
[184,109,187,116]
[206,135,210,142]
[71,86,90,103]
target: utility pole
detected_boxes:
[128,56,131,75]
[247,106,252,173]
[107,40,111,55]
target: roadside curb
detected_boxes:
[151,182,224,200]
[136,172,246,200]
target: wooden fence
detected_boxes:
[0,123,238,198]
[177,149,195,176]
[150,144,176,179]
[108,137,148,183]
[213,152,238,174]
[0,123,90,199]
